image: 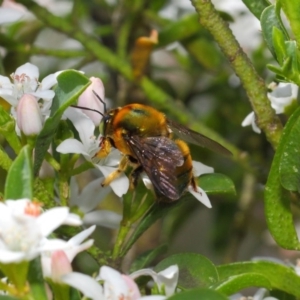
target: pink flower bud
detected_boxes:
[51,250,72,282]
[16,94,43,135]
[77,77,105,126]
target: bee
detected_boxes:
[74,94,231,201]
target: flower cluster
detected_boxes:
[0,62,58,135]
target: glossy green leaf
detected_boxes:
[130,244,168,273]
[198,173,236,196]
[4,145,33,200]
[155,253,218,289]
[260,5,288,59]
[33,70,90,175]
[168,288,227,300]
[279,107,300,192]
[27,258,48,300]
[217,260,300,297]
[242,0,270,19]
[265,108,300,250]
[213,273,271,295]
[272,27,287,65]
[280,0,300,49]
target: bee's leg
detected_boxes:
[101,156,129,187]
[190,177,198,193]
[129,165,143,189]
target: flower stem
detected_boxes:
[112,219,132,259]
[190,0,283,149]
[44,152,60,172]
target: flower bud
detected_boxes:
[16,94,43,135]
[78,77,105,126]
[51,250,72,282]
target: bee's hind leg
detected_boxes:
[101,156,129,187]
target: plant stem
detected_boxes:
[190,0,283,149]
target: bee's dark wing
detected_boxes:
[167,119,232,157]
[124,135,183,200]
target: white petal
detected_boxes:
[31,90,55,100]
[0,249,27,263]
[251,119,261,134]
[40,73,58,90]
[37,207,70,237]
[0,7,23,24]
[56,139,89,156]
[98,266,128,296]
[74,177,111,213]
[192,161,214,177]
[15,62,39,79]
[97,165,130,197]
[68,226,96,246]
[83,210,122,228]
[63,213,82,226]
[130,265,178,297]
[188,186,212,208]
[64,107,96,146]
[241,111,255,127]
[61,272,104,300]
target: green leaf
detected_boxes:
[265,106,300,250]
[213,273,271,295]
[155,253,218,289]
[280,0,300,49]
[167,288,228,300]
[33,70,90,175]
[217,260,300,297]
[27,257,48,300]
[130,244,168,273]
[4,145,33,199]
[199,173,236,196]
[242,0,270,19]
[260,5,288,59]
[279,107,300,192]
[272,27,287,65]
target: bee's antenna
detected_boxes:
[92,90,107,113]
[70,105,104,117]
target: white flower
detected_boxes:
[130,265,179,297]
[0,62,59,134]
[0,199,82,263]
[77,77,105,126]
[70,178,122,228]
[241,82,299,134]
[268,82,298,114]
[61,265,169,300]
[57,107,129,197]
[0,62,56,108]
[142,160,213,208]
[41,226,95,279]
